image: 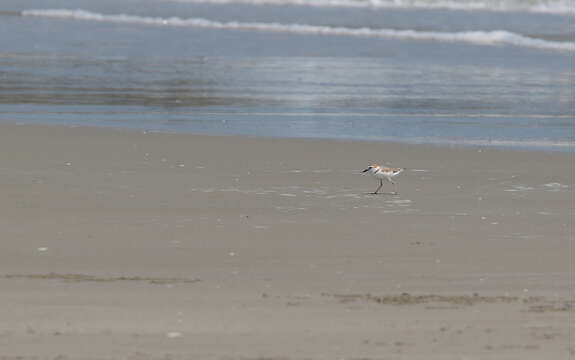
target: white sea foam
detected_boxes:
[504,185,534,192]
[454,138,575,149]
[543,182,569,190]
[381,135,575,150]
[163,0,575,15]
[22,9,575,52]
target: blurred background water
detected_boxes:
[1,0,575,150]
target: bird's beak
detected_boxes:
[362,167,370,173]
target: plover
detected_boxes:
[362,164,404,195]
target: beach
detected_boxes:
[3,0,575,357]
[1,123,574,359]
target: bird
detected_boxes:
[362,164,404,195]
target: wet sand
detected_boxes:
[0,123,574,359]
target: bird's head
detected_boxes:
[362,164,380,173]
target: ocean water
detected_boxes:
[1,0,575,150]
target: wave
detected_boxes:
[22,9,575,51]
[162,0,575,15]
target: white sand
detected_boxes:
[1,123,574,359]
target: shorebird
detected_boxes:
[362,164,404,195]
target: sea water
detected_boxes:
[1,0,574,150]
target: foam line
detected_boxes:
[22,9,575,51]
[163,0,575,15]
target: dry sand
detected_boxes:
[0,123,574,359]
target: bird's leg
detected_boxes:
[388,178,398,195]
[373,179,383,194]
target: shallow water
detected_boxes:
[1,0,575,150]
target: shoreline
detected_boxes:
[1,122,574,359]
[3,120,575,154]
